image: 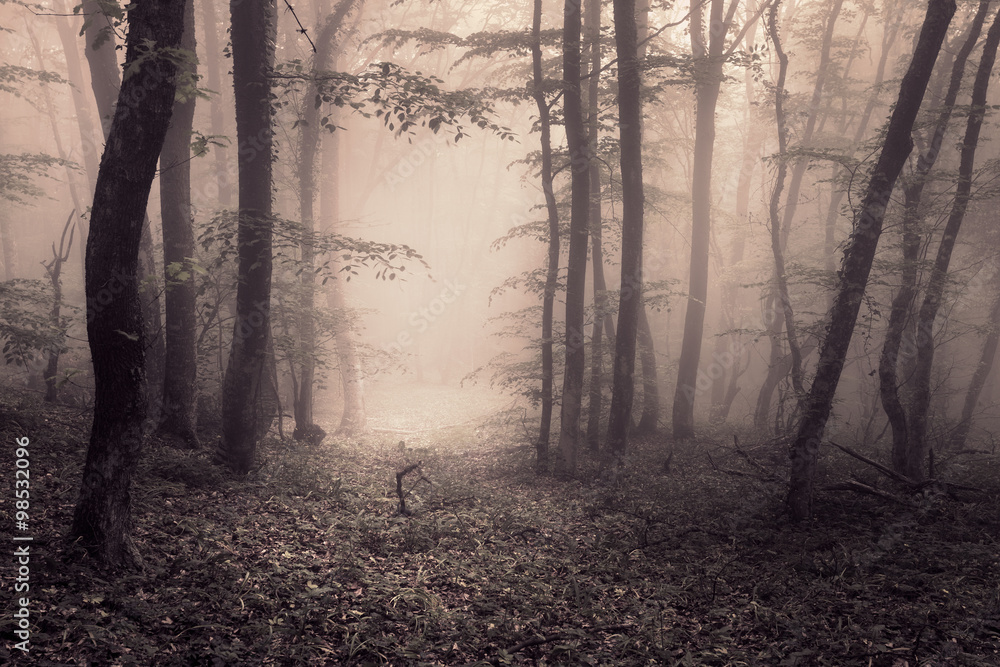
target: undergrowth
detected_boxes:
[0,388,999,665]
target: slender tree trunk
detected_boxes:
[43,213,75,403]
[531,0,560,467]
[634,302,659,434]
[786,0,956,521]
[777,0,843,248]
[220,0,277,473]
[901,6,1000,480]
[81,0,120,138]
[607,0,643,457]
[198,0,234,208]
[293,1,358,439]
[558,0,591,473]
[881,0,990,478]
[54,3,100,186]
[711,4,758,419]
[672,0,726,439]
[766,1,804,402]
[71,0,185,569]
[951,276,1000,450]
[158,0,199,448]
[585,0,606,453]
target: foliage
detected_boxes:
[0,64,67,97]
[0,153,71,204]
[0,279,66,366]
[274,60,516,142]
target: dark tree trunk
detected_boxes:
[672,0,726,440]
[71,0,185,569]
[158,0,200,448]
[80,0,166,424]
[901,6,1000,480]
[531,0,560,467]
[220,0,277,474]
[607,0,643,457]
[558,0,591,473]
[786,0,956,521]
[881,0,989,478]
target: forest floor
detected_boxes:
[1,382,1000,666]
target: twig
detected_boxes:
[283,0,317,53]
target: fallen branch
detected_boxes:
[823,479,915,506]
[706,452,774,482]
[828,441,918,486]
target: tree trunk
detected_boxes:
[81,0,121,138]
[786,0,955,521]
[766,0,804,402]
[672,0,726,440]
[531,0,560,467]
[585,0,605,453]
[158,0,200,448]
[711,3,759,420]
[901,6,1000,480]
[198,0,235,208]
[776,0,843,248]
[951,276,1000,450]
[293,1,359,440]
[42,213,75,403]
[881,0,990,478]
[71,0,185,569]
[607,0,643,457]
[558,0,591,473]
[634,302,659,435]
[220,0,277,474]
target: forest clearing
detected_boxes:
[2,381,999,665]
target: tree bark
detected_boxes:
[672,0,727,439]
[786,0,956,521]
[158,0,200,448]
[198,0,235,208]
[558,0,591,473]
[607,0,643,457]
[585,0,606,453]
[634,302,659,435]
[766,0,804,402]
[951,275,1000,450]
[901,5,1000,480]
[294,0,359,440]
[531,0,560,467]
[880,0,989,478]
[220,0,277,473]
[71,0,185,569]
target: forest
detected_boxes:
[1,0,1000,664]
